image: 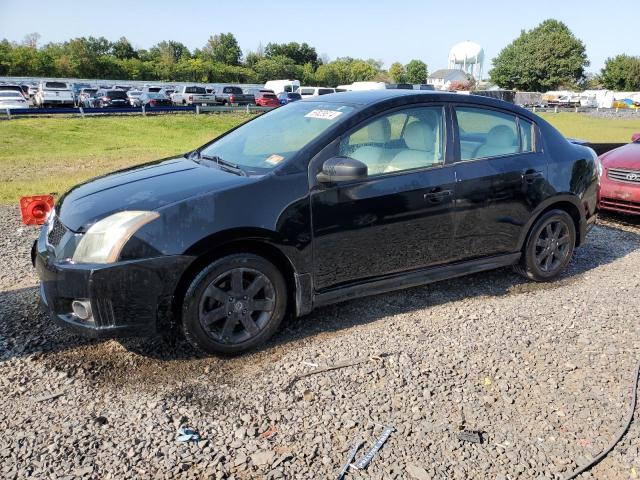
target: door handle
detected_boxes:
[522,169,543,183]
[424,189,453,203]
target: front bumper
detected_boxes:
[599,178,640,215]
[34,239,193,338]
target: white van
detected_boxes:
[263,80,300,95]
[349,82,387,91]
[298,87,335,98]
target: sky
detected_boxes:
[1,0,638,73]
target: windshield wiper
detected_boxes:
[198,153,247,176]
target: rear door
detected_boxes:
[310,104,457,291]
[451,105,548,260]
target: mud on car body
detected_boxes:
[33,90,598,354]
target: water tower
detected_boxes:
[448,41,484,81]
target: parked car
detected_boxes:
[34,81,74,108]
[95,89,130,108]
[254,90,280,107]
[0,90,30,109]
[32,90,598,355]
[112,84,132,91]
[142,85,164,93]
[78,88,99,108]
[71,83,92,105]
[171,85,217,106]
[598,135,640,216]
[278,92,302,105]
[299,87,335,98]
[139,92,172,108]
[264,79,300,95]
[127,90,143,107]
[1,84,28,98]
[215,86,255,106]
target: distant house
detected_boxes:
[426,69,470,90]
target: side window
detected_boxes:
[455,107,520,161]
[339,106,445,176]
[519,118,535,152]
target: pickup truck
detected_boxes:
[170,86,217,106]
[35,81,75,108]
[215,86,255,106]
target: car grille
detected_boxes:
[600,197,640,215]
[47,216,67,247]
[607,168,640,184]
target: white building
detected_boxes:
[426,69,470,90]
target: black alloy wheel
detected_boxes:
[514,209,576,282]
[182,254,287,355]
[198,267,275,344]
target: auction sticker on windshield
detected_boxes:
[304,109,343,120]
[265,154,285,165]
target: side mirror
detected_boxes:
[316,156,368,184]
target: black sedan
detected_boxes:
[33,90,598,354]
[95,89,129,108]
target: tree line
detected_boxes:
[2,23,639,92]
[489,19,640,91]
[0,33,428,86]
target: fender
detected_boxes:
[516,194,586,250]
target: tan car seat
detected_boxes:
[474,125,517,158]
[350,117,392,175]
[384,120,437,173]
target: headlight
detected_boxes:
[72,211,159,264]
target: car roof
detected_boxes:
[301,89,532,117]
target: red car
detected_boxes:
[255,90,280,107]
[598,134,640,215]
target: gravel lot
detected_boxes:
[0,205,639,480]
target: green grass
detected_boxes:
[0,114,253,204]
[1,111,639,204]
[538,112,640,143]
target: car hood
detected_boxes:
[600,142,640,170]
[58,157,253,231]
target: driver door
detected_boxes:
[310,105,457,291]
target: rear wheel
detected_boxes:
[182,254,287,355]
[514,209,575,281]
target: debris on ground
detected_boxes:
[176,426,200,443]
[284,353,390,391]
[336,439,364,480]
[457,430,483,444]
[352,426,394,470]
[34,391,65,402]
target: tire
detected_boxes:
[514,209,576,282]
[182,254,287,355]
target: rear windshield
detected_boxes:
[318,89,334,95]
[299,88,314,95]
[128,91,142,97]
[224,87,243,94]
[288,93,302,99]
[147,93,165,99]
[147,87,162,92]
[45,82,68,89]
[82,89,97,95]
[264,94,277,99]
[185,86,206,94]
[0,91,22,98]
[107,91,127,99]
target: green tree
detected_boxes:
[264,42,319,68]
[388,62,406,83]
[203,33,242,66]
[405,59,428,84]
[112,37,137,60]
[601,54,640,91]
[489,19,589,91]
[252,55,300,83]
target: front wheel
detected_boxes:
[182,254,287,355]
[514,209,576,282]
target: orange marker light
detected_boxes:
[20,195,54,225]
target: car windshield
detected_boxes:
[45,82,68,89]
[107,91,127,99]
[199,102,355,173]
[82,89,97,95]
